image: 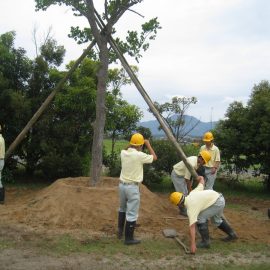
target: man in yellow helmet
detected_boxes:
[118,133,157,245]
[0,124,5,204]
[200,131,220,190]
[171,151,211,216]
[170,177,237,254]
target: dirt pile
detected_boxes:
[0,177,269,243]
[1,177,184,236]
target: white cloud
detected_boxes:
[1,0,270,123]
[222,96,249,104]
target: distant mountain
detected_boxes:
[139,115,218,138]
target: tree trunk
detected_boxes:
[90,39,109,186]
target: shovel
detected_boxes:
[163,228,191,254]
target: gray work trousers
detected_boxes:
[171,170,189,196]
[204,167,217,190]
[197,194,225,226]
[118,182,140,222]
[0,160,4,188]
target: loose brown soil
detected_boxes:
[0,177,269,269]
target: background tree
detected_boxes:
[214,102,250,179]
[106,67,142,155]
[149,96,198,142]
[136,126,152,140]
[106,89,142,155]
[214,80,270,191]
[0,32,32,172]
[35,0,161,185]
[36,58,98,179]
[22,35,66,175]
[246,81,270,190]
[0,31,99,180]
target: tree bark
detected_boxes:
[90,38,109,186]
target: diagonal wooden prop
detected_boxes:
[93,10,198,180]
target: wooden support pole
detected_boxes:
[94,10,198,179]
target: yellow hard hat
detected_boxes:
[130,133,144,146]
[170,192,184,206]
[203,131,214,142]
[199,150,211,164]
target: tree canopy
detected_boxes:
[214,80,270,191]
[0,31,142,181]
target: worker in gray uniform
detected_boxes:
[0,124,5,204]
[118,133,157,245]
[170,176,237,254]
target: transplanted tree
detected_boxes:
[150,96,198,142]
[35,0,161,185]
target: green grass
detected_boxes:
[13,233,269,259]
[143,173,270,199]
[103,139,128,154]
[1,227,269,269]
[27,234,182,258]
[150,175,174,193]
[214,178,270,199]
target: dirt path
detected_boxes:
[0,247,269,270]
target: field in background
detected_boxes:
[103,139,127,154]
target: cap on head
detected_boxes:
[199,150,211,164]
[130,133,144,146]
[170,192,184,206]
[203,131,214,142]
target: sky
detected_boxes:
[1,0,270,123]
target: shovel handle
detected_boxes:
[175,236,191,254]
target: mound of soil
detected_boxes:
[0,177,269,243]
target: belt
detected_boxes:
[120,180,139,186]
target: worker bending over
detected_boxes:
[170,176,237,254]
[171,150,211,216]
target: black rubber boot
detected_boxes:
[124,221,141,245]
[218,220,238,241]
[0,187,5,204]
[117,212,126,239]
[197,222,210,248]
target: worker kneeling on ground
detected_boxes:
[170,176,237,254]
